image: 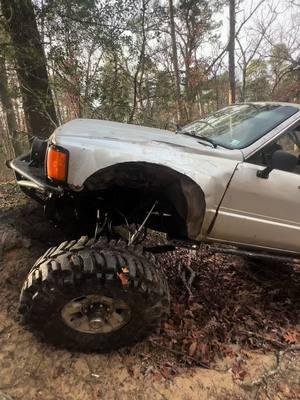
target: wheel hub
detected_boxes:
[61,294,131,334]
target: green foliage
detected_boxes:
[97,54,132,121]
[270,43,291,75]
[245,59,271,101]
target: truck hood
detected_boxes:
[52,118,243,161]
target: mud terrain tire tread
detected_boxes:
[19,237,170,351]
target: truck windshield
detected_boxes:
[180,104,299,149]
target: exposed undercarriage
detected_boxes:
[43,188,198,250]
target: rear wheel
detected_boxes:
[19,237,170,351]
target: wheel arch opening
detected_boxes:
[84,162,206,240]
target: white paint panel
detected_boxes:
[209,162,300,253]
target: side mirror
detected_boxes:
[257,150,298,179]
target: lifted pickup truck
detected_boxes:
[8,102,300,351]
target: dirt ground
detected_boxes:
[0,182,299,400]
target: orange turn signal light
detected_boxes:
[47,145,69,182]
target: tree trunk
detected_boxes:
[168,0,184,125]
[228,0,236,104]
[0,54,23,157]
[1,0,58,139]
[0,115,14,159]
[241,65,247,102]
[129,0,147,123]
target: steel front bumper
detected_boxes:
[7,154,63,195]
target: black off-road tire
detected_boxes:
[19,236,170,351]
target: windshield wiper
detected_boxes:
[179,131,217,148]
[197,135,218,148]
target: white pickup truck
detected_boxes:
[8,102,300,351]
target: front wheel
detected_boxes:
[19,237,170,351]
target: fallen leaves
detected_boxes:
[232,362,248,381]
[159,366,171,380]
[283,329,299,345]
[117,266,130,286]
[149,245,300,369]
[188,342,197,357]
[0,182,27,210]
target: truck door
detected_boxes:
[208,126,300,254]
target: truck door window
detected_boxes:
[248,125,300,174]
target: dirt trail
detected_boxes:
[0,183,299,400]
